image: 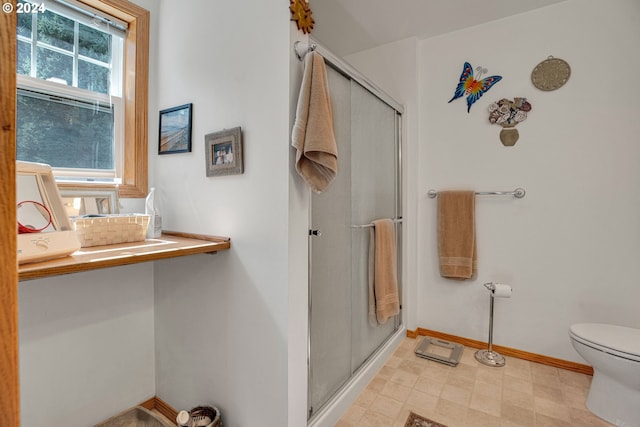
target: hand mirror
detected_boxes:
[17,161,80,264]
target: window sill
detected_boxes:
[18,231,231,281]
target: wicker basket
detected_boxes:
[71,214,150,247]
[178,406,221,427]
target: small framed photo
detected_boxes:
[158,103,192,154]
[59,187,120,217]
[205,127,244,176]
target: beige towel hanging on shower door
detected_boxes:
[368,219,400,325]
[291,51,337,193]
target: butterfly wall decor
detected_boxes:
[448,62,502,113]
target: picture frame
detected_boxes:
[158,103,193,154]
[204,127,244,177]
[59,187,120,217]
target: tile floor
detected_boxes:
[336,337,614,427]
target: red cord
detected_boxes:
[17,200,53,234]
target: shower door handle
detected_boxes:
[309,229,322,237]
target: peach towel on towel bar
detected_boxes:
[438,191,477,279]
[368,219,400,325]
[291,51,337,193]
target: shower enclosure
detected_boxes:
[307,48,403,419]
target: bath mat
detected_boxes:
[404,411,448,427]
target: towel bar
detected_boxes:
[427,188,525,199]
[351,218,403,229]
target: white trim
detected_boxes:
[109,35,123,97]
[43,0,128,34]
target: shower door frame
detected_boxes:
[306,39,404,421]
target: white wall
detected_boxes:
[152,1,304,426]
[342,0,640,364]
[418,0,640,363]
[19,264,156,426]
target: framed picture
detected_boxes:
[205,127,244,177]
[59,187,120,217]
[158,103,192,154]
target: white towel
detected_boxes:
[291,52,337,193]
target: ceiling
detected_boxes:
[310,0,567,57]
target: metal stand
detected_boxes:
[475,282,506,367]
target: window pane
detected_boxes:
[79,24,111,63]
[16,92,114,170]
[17,5,32,38]
[78,60,110,95]
[17,40,31,76]
[36,46,72,85]
[37,10,74,52]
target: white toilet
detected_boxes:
[569,323,640,427]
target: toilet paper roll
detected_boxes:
[491,283,512,298]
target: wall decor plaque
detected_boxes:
[531,56,571,91]
[488,97,532,146]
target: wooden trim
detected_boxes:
[153,397,179,424]
[408,328,594,376]
[73,0,150,198]
[139,396,178,425]
[19,233,231,281]
[0,3,20,426]
[138,397,156,411]
[162,230,232,243]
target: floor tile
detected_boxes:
[336,338,615,427]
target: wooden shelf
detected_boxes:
[19,231,231,281]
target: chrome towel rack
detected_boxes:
[351,218,403,229]
[427,188,526,199]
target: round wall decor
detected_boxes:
[531,56,571,91]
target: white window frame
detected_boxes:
[16,0,127,183]
[17,74,124,182]
[13,0,149,199]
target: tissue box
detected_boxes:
[71,214,150,247]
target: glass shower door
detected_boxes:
[349,82,399,371]
[308,65,401,418]
[308,65,353,415]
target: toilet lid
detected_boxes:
[570,323,640,359]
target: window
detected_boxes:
[15,0,149,198]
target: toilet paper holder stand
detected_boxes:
[475,282,508,367]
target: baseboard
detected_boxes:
[407,328,594,376]
[139,396,178,424]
